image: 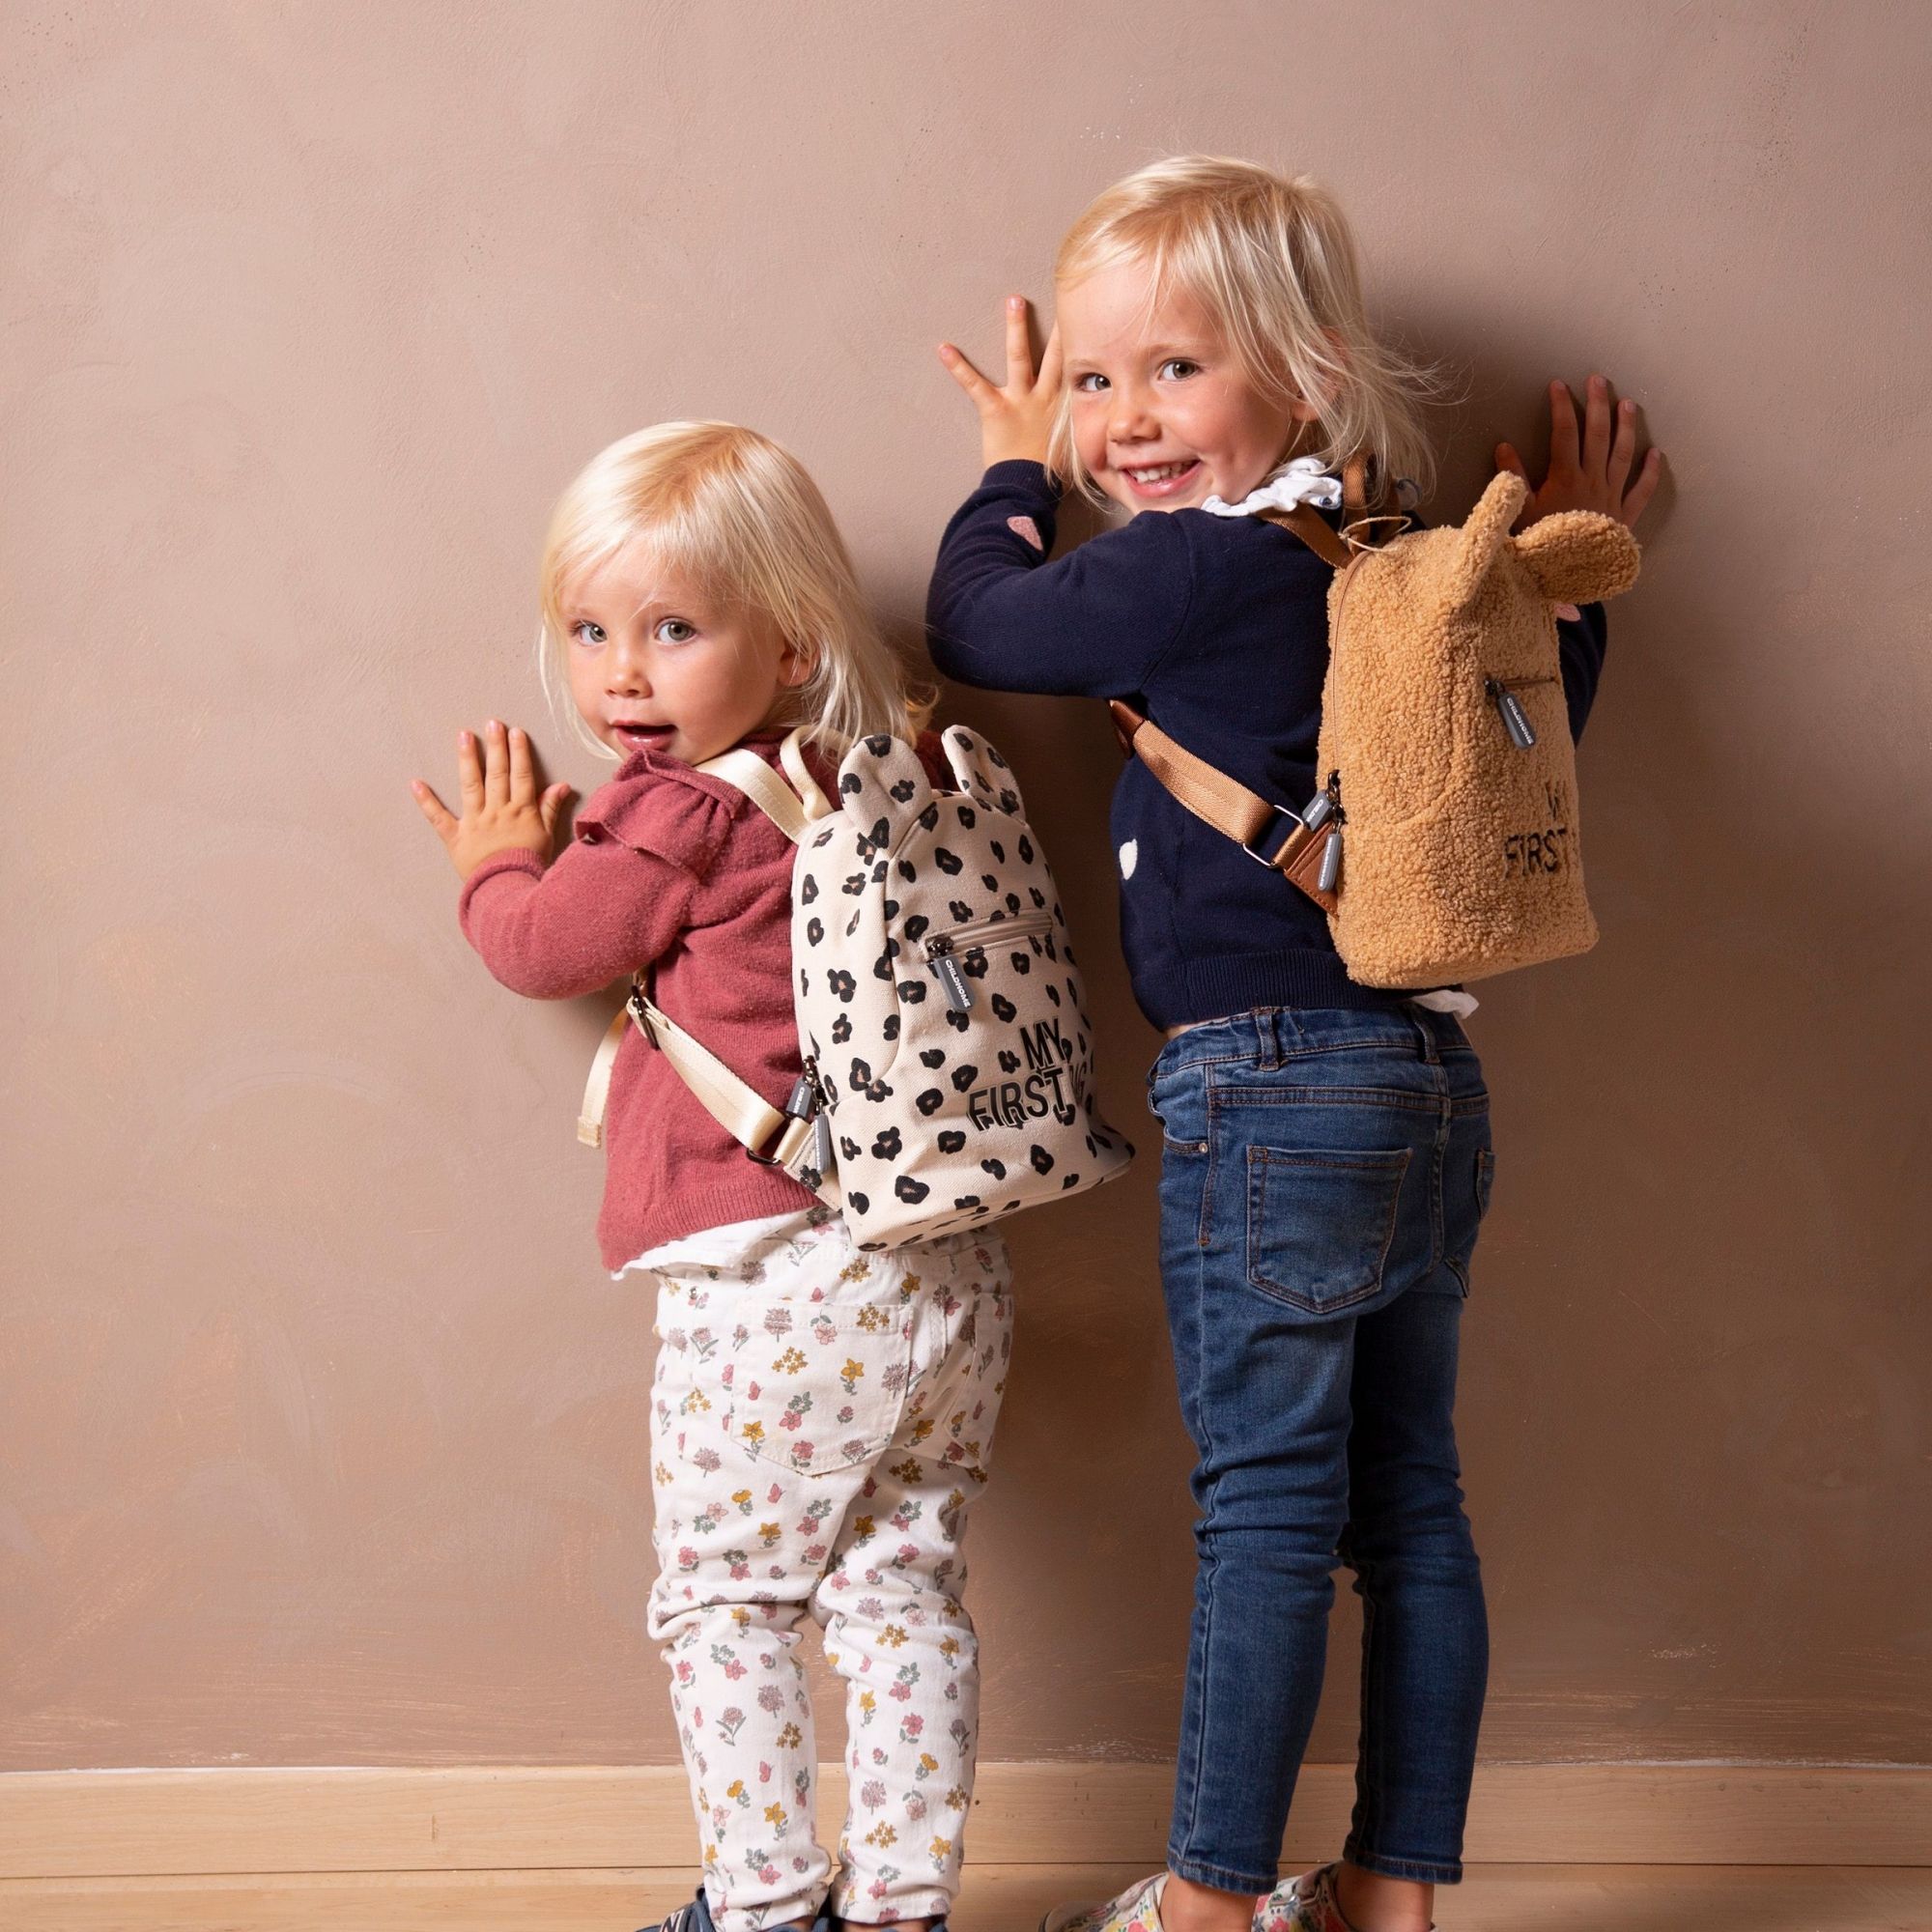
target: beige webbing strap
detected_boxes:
[578,726,826,1172]
[578,1007,629,1148]
[778,730,835,822]
[578,985,817,1170]
[697,745,810,843]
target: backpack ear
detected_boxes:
[941,725,1026,818]
[834,732,934,850]
[1441,470,1529,611]
[1513,510,1641,607]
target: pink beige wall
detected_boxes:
[4,2,1927,1773]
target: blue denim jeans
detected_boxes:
[1149,1005,1493,1892]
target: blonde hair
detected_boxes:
[536,421,926,762]
[1048,155,1445,507]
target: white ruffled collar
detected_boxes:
[1201,456,1343,519]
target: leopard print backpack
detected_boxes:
[580,725,1134,1251]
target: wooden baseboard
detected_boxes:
[3,1762,1926,1882]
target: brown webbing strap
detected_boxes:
[1112,701,1338,909]
[1109,701,1293,852]
[1259,502,1351,569]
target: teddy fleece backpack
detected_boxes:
[1114,467,1641,988]
[579,725,1134,1251]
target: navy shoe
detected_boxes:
[638,1889,867,1932]
[637,1887,718,1932]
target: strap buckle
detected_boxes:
[747,1075,819,1168]
[626,984,659,1046]
[1241,805,1310,870]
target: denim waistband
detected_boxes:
[1155,1003,1472,1075]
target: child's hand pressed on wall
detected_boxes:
[412,720,573,883]
[938,296,1064,473]
[1495,373,1662,531]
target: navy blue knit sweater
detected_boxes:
[925,459,1609,1030]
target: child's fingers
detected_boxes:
[482,719,509,806]
[456,729,483,811]
[1580,374,1612,478]
[1605,397,1639,497]
[1619,445,1663,526]
[1003,295,1034,391]
[1547,381,1580,478]
[937,342,999,412]
[1037,320,1065,397]
[411,780,459,844]
[539,781,574,838]
[506,724,533,803]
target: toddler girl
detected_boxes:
[930,157,1660,1932]
[414,421,1009,1932]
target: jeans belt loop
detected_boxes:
[1253,1007,1283,1070]
[1412,1008,1441,1065]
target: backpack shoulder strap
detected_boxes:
[1109,701,1337,911]
[696,731,812,842]
[576,724,832,1178]
[1258,501,1352,569]
[578,984,821,1176]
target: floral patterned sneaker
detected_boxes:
[1254,1866,1434,1932]
[1041,1870,1167,1932]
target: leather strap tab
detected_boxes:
[1281,822,1340,914]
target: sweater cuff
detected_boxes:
[457,846,546,918]
[980,458,1063,502]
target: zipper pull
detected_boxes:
[930,951,974,1013]
[1301,788,1334,833]
[800,1054,834,1115]
[1488,678,1538,749]
[924,938,974,1013]
[1317,825,1344,894]
[810,1111,834,1180]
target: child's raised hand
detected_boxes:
[412,720,573,883]
[937,296,1064,473]
[1495,373,1662,531]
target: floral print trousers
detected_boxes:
[640,1206,1013,1932]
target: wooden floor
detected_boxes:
[3,1865,1929,1931]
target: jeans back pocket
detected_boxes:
[1245,1145,1412,1317]
[723,1297,913,1475]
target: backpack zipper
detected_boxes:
[1486,674,1557,750]
[923,910,1057,1013]
[1307,773,1345,894]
